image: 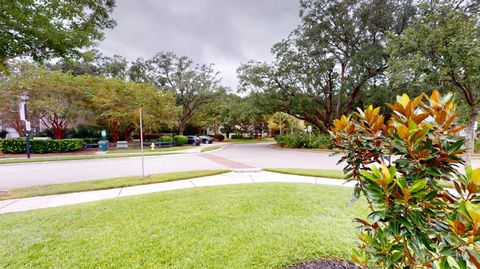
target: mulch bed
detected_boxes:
[288,260,357,269]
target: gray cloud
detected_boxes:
[96,0,300,89]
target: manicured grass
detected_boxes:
[201,145,222,152]
[224,138,275,144]
[0,183,367,268]
[106,146,195,154]
[0,170,230,200]
[263,168,347,179]
[0,151,183,164]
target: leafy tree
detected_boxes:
[0,0,116,70]
[86,78,178,142]
[388,0,480,158]
[238,0,416,132]
[144,52,221,135]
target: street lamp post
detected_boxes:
[19,93,31,159]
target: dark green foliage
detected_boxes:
[1,138,84,154]
[230,134,244,139]
[81,138,100,144]
[275,133,331,149]
[159,136,173,142]
[1,0,116,69]
[173,135,187,146]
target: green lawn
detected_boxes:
[263,168,347,179]
[201,145,222,152]
[0,170,230,200]
[0,183,367,268]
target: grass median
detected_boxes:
[0,183,367,268]
[0,170,230,201]
[224,138,275,144]
[201,145,222,152]
[263,168,346,179]
[0,147,194,165]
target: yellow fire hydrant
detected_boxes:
[150,143,155,151]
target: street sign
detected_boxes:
[25,121,31,131]
[19,102,26,121]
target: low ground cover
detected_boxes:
[0,183,367,268]
[224,138,275,143]
[0,170,230,200]
[105,146,195,154]
[201,146,222,152]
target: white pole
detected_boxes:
[139,107,145,178]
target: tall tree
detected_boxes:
[388,0,480,157]
[0,0,116,70]
[145,52,221,135]
[87,78,178,142]
[238,0,416,132]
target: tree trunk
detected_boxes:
[465,106,478,164]
[109,121,120,143]
[178,126,185,136]
[52,127,64,139]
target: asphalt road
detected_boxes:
[1,143,478,189]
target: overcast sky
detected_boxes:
[96,0,300,90]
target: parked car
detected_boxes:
[187,135,196,144]
[200,135,214,144]
[186,135,214,144]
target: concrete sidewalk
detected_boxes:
[0,171,355,214]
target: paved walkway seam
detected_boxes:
[117,187,123,198]
[0,199,19,210]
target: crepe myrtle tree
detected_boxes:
[331,91,480,268]
[1,66,89,139]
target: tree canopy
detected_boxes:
[238,0,416,132]
[388,0,480,156]
[0,0,116,70]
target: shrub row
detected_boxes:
[173,135,187,146]
[159,136,173,143]
[275,133,331,149]
[1,138,85,153]
[230,134,244,139]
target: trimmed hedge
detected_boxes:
[275,133,332,149]
[173,135,187,146]
[159,136,173,142]
[1,138,85,154]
